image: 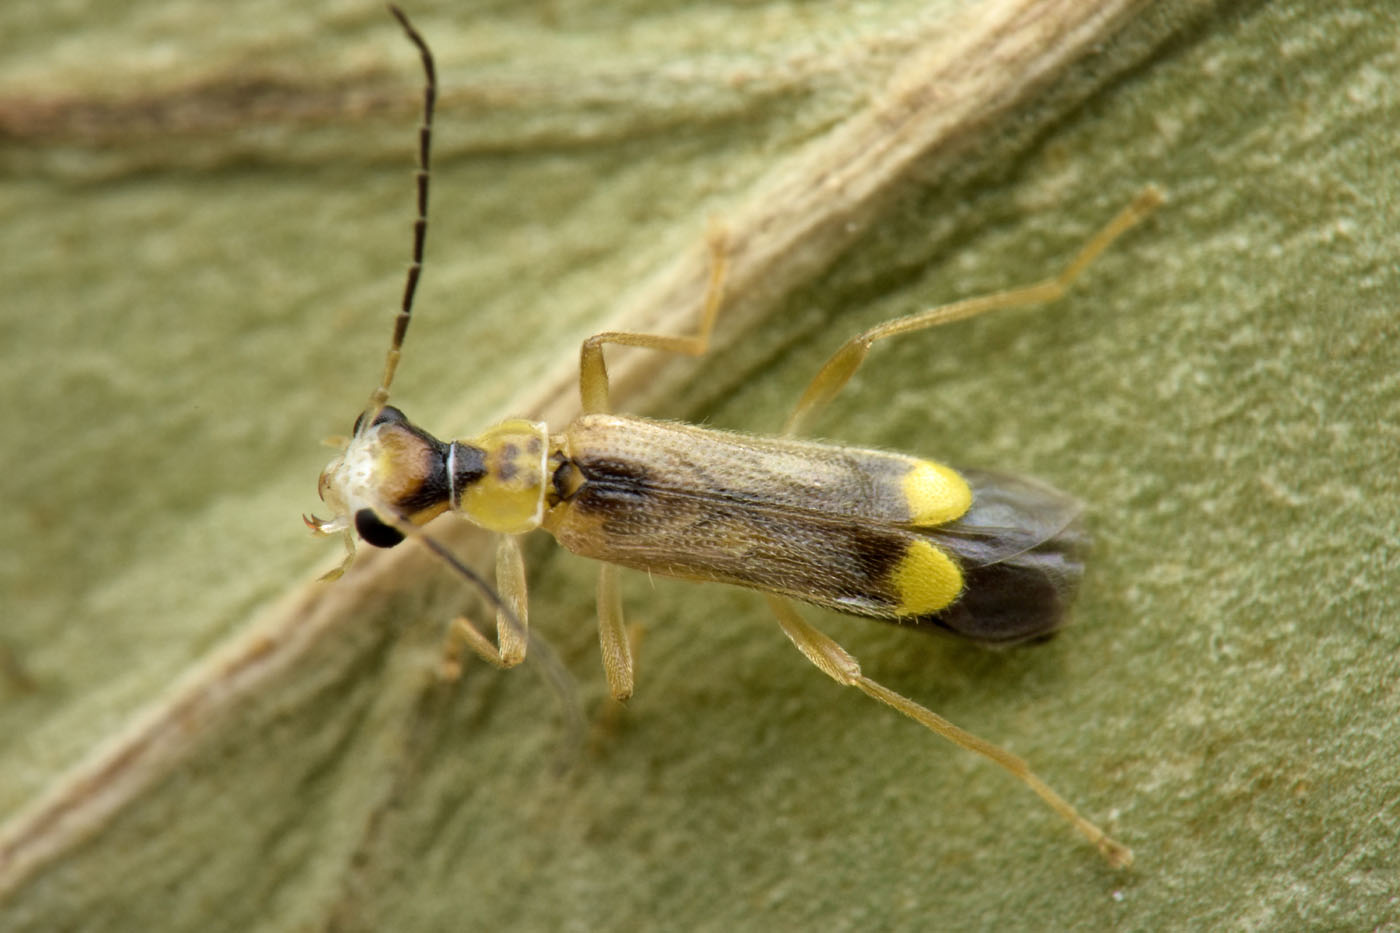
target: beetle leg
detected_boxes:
[765,595,1132,868]
[578,227,729,414]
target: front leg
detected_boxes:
[441,534,530,678]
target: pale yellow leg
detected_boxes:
[596,563,634,700]
[585,623,647,755]
[784,186,1165,436]
[765,595,1133,868]
[439,535,529,679]
[579,227,729,414]
[365,516,582,745]
[578,229,727,696]
[318,530,357,582]
[493,534,529,665]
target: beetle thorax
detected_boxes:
[453,419,550,534]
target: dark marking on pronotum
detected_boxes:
[495,442,520,482]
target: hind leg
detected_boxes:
[765,595,1132,867]
[784,187,1164,435]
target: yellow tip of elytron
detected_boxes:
[891,539,963,617]
[903,460,972,527]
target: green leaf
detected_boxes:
[3,0,1396,929]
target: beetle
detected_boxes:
[308,5,1161,867]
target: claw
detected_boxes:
[304,513,346,536]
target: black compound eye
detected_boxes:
[354,508,405,548]
[352,405,409,435]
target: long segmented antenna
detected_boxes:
[348,11,585,751]
[368,4,437,424]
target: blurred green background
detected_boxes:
[2,0,1397,929]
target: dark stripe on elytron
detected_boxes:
[570,466,914,611]
[570,450,933,609]
[572,456,654,504]
[573,449,914,521]
[576,453,647,483]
